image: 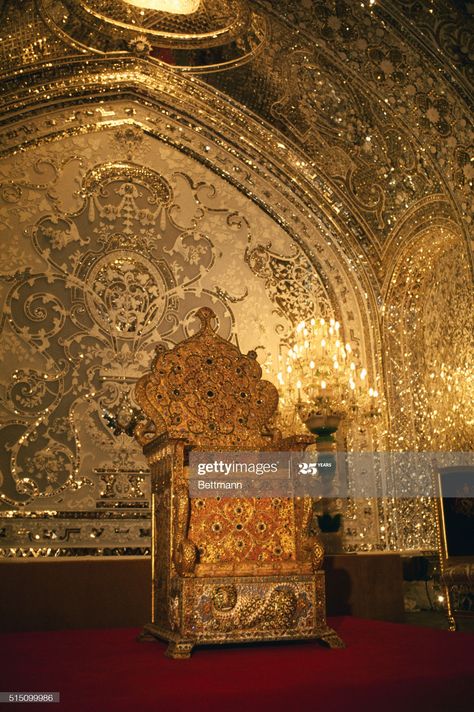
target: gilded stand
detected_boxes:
[134,307,344,657]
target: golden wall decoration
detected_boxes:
[0,125,352,555]
[37,0,267,70]
[0,0,472,556]
[383,219,473,549]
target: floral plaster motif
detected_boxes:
[0,129,339,553]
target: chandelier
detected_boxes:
[277,317,380,434]
[275,316,381,549]
[123,0,200,13]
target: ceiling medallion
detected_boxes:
[39,0,266,71]
[123,0,200,13]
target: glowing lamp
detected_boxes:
[123,0,200,14]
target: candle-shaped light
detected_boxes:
[296,379,302,402]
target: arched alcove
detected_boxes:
[383,200,473,549]
[0,86,390,552]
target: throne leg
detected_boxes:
[447,614,457,632]
[318,626,345,649]
[444,585,458,632]
[165,639,195,659]
[137,625,158,642]
[138,623,195,658]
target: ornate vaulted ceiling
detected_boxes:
[1,0,472,270]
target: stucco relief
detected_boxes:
[2,126,370,554]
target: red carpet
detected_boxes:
[1,618,473,712]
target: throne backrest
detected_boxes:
[135,307,279,449]
[135,307,318,570]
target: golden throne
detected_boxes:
[134,307,344,657]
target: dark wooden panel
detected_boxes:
[0,557,151,632]
[324,553,404,622]
[1,553,403,632]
